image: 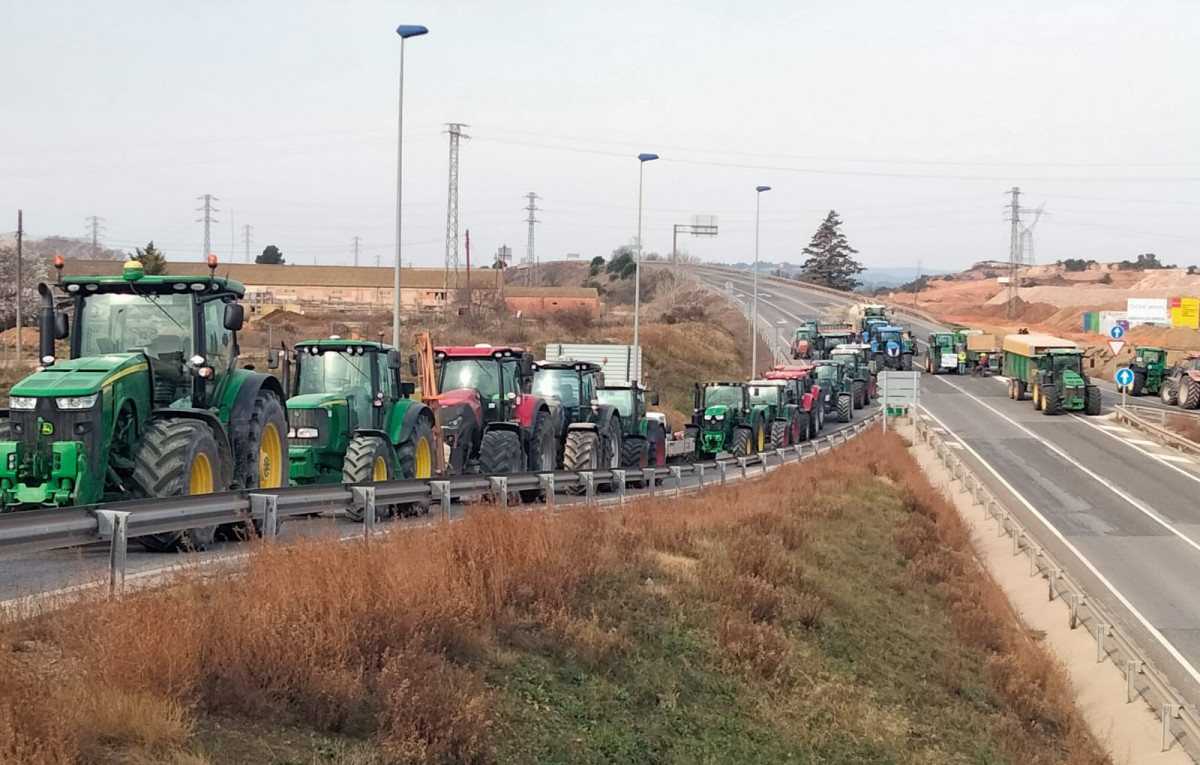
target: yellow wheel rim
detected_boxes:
[373,455,389,481]
[258,422,283,489]
[414,436,432,479]
[189,453,214,495]
[756,428,764,452]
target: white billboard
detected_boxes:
[1127,298,1168,326]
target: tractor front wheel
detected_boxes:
[563,430,600,495]
[522,410,558,502]
[770,419,789,449]
[1162,381,1179,407]
[479,428,523,475]
[1184,379,1200,410]
[837,394,853,423]
[621,435,650,487]
[1085,386,1102,416]
[731,426,753,457]
[901,353,913,372]
[797,410,811,442]
[135,419,221,553]
[852,380,865,410]
[221,390,288,540]
[397,416,435,516]
[1041,385,1060,416]
[1130,371,1146,397]
[343,435,393,522]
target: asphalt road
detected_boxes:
[695,265,1200,706]
[0,396,879,604]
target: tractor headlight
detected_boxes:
[714,414,726,421]
[287,428,296,437]
[9,396,37,410]
[55,395,98,410]
[296,427,319,439]
[445,414,464,430]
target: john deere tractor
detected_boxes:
[815,326,857,360]
[748,378,806,447]
[808,360,856,422]
[0,258,288,552]
[286,340,435,519]
[531,359,623,474]
[596,381,669,471]
[829,344,876,409]
[1120,346,1167,397]
[691,382,769,458]
[924,332,958,374]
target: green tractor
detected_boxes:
[815,326,857,361]
[0,258,288,551]
[690,382,769,458]
[747,379,805,448]
[924,332,958,375]
[808,360,856,423]
[860,304,887,331]
[285,339,436,519]
[1120,346,1168,397]
[531,359,624,472]
[828,344,876,410]
[596,381,670,471]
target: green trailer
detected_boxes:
[1002,334,1100,415]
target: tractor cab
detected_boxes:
[290,340,408,433]
[1135,347,1166,368]
[436,345,534,426]
[748,380,788,410]
[1186,353,1200,372]
[791,326,813,360]
[1041,349,1085,376]
[531,359,603,422]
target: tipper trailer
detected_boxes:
[1002,334,1101,415]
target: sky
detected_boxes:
[3,0,1200,272]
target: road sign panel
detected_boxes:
[1110,325,1125,340]
[1115,367,1134,387]
[1108,339,1126,356]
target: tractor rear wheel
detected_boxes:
[1085,386,1102,416]
[1185,379,1200,410]
[343,435,393,522]
[621,435,649,487]
[901,353,913,371]
[852,380,865,410]
[563,430,600,495]
[837,394,853,423]
[770,419,789,449]
[221,390,287,540]
[1162,381,1179,406]
[796,410,810,442]
[1041,385,1059,416]
[522,410,558,502]
[397,416,435,516]
[1016,381,1027,401]
[1130,371,1146,397]
[731,426,753,456]
[600,418,623,491]
[135,419,221,553]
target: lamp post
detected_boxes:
[392,23,429,349]
[751,185,771,376]
[632,152,659,379]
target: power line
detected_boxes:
[196,194,219,258]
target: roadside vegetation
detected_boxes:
[0,429,1106,764]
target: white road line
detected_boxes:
[919,405,1200,688]
[1126,438,1160,447]
[1098,425,1131,433]
[937,377,1200,551]
[1069,413,1200,488]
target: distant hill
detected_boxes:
[717,262,949,290]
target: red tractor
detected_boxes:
[764,364,827,440]
[1161,353,1200,410]
[434,346,561,490]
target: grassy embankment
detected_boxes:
[0,429,1106,765]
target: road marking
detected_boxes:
[1068,413,1200,488]
[1098,425,1131,433]
[1159,454,1195,464]
[1126,438,1159,447]
[937,376,1200,550]
[919,405,1200,688]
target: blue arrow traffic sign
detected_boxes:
[1110,325,1125,340]
[1116,367,1134,387]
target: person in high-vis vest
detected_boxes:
[957,351,967,375]
[974,352,988,376]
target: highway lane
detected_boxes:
[695,265,1200,705]
[0,401,878,604]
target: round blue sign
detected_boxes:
[1116,367,1134,387]
[1110,325,1125,340]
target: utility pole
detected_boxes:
[444,123,469,293]
[242,224,253,263]
[525,191,540,286]
[15,210,23,361]
[375,252,382,267]
[1006,187,1021,319]
[353,236,361,267]
[196,194,219,258]
[85,216,106,258]
[914,258,921,308]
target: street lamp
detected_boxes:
[392,23,429,349]
[632,152,658,379]
[751,185,771,376]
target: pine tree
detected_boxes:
[134,241,168,275]
[798,210,864,291]
[256,245,285,265]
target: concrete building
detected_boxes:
[505,286,601,317]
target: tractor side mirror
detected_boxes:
[1089,357,1095,369]
[387,349,401,370]
[649,392,660,406]
[223,303,245,331]
[53,312,69,340]
[408,354,419,376]
[520,352,534,377]
[400,381,416,396]
[267,348,280,370]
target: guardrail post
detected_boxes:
[1162,704,1180,751]
[1068,593,1083,629]
[717,462,729,485]
[774,448,785,465]
[430,481,451,517]
[577,472,595,504]
[670,466,682,497]
[792,444,803,461]
[539,474,555,507]
[1096,623,1111,663]
[249,493,278,540]
[349,486,376,536]
[997,511,1008,538]
[489,476,509,508]
[737,457,749,479]
[1125,661,1143,703]
[95,510,130,596]
[611,470,627,504]
[1012,530,1023,556]
[643,469,657,495]
[1029,546,1041,576]
[1048,569,1060,601]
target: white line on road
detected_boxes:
[919,405,1200,688]
[1069,413,1200,488]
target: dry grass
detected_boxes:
[1167,414,1200,444]
[0,428,1109,764]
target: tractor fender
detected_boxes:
[350,428,398,459]
[567,421,599,432]
[222,372,286,468]
[150,407,235,485]
[515,394,553,429]
[390,399,434,447]
[1188,370,1200,382]
[484,421,522,437]
[593,404,620,435]
[802,391,815,412]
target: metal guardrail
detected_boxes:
[1115,405,1200,458]
[0,412,884,596]
[915,414,1200,758]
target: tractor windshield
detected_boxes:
[880,330,903,343]
[1140,349,1164,365]
[296,350,375,427]
[1188,358,1200,372]
[814,365,840,382]
[438,358,506,400]
[793,328,809,340]
[1050,354,1082,374]
[748,385,782,408]
[532,369,581,408]
[703,385,744,409]
[598,388,635,418]
[78,292,194,358]
[831,353,857,369]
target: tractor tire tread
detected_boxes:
[342,435,391,522]
[134,419,221,552]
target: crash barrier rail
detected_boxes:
[0,411,884,598]
[1115,404,1200,459]
[915,413,1200,758]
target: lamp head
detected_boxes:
[396,24,429,39]
[756,185,772,193]
[637,153,659,162]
